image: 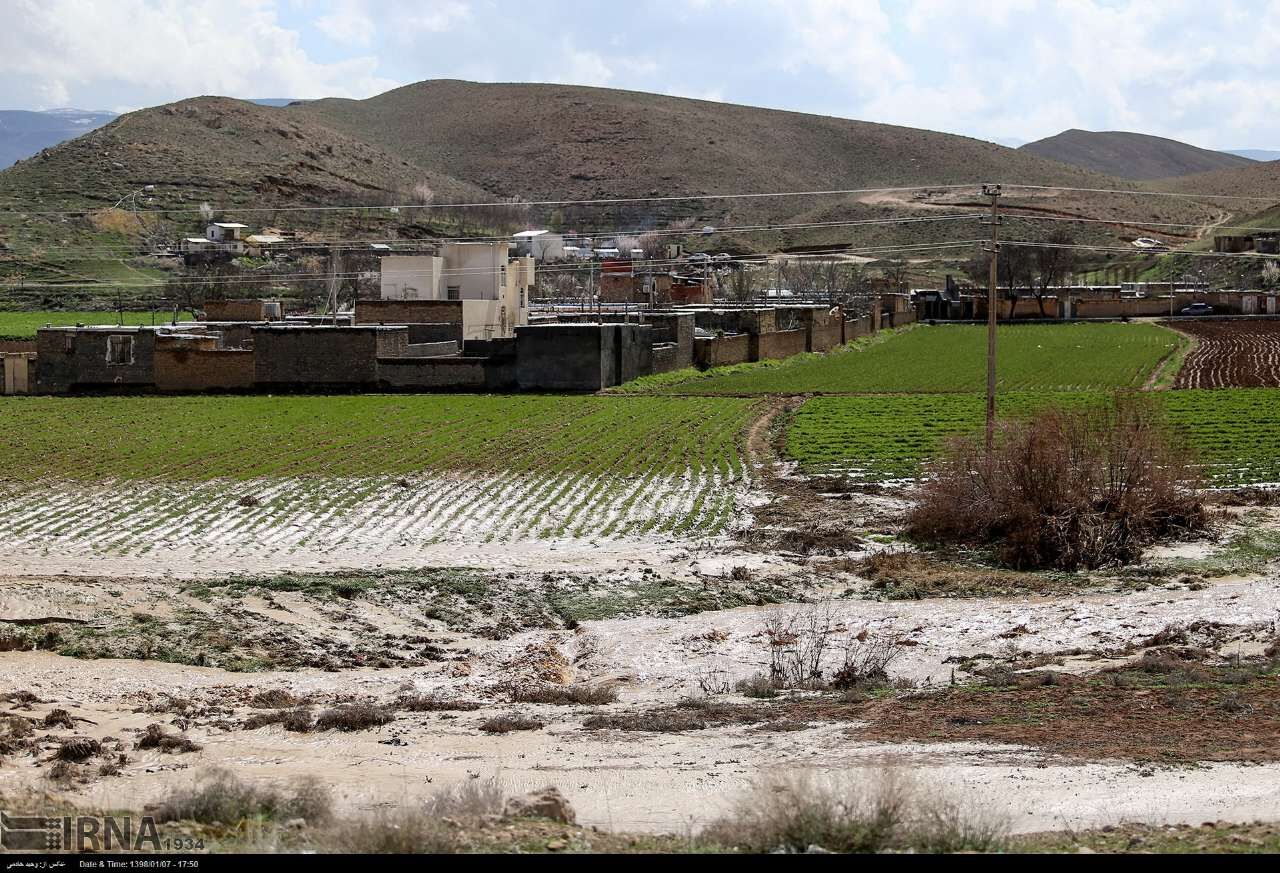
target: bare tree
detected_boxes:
[1030,230,1077,317]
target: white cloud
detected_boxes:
[316,1,377,48]
[0,0,399,107]
[773,0,908,88]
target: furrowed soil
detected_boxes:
[1172,319,1280,389]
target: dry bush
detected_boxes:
[54,737,100,762]
[478,714,544,734]
[249,689,305,709]
[701,770,1005,853]
[906,395,1207,570]
[396,693,483,712]
[763,607,903,690]
[736,674,780,699]
[315,703,394,732]
[581,710,708,732]
[134,724,202,753]
[322,779,504,854]
[152,768,331,824]
[507,684,618,706]
[322,807,464,853]
[243,708,313,732]
[422,777,504,820]
[42,709,75,729]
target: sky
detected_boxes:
[2,0,1278,150]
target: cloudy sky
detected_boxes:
[3,0,1278,149]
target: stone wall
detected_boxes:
[515,323,653,391]
[754,328,808,361]
[404,341,459,356]
[643,312,694,369]
[377,357,495,390]
[204,299,276,322]
[35,327,158,393]
[154,337,255,392]
[694,333,751,368]
[252,326,405,387]
[355,299,465,326]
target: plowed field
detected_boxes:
[1173,320,1280,389]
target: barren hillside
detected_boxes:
[1021,129,1254,180]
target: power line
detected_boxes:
[0,183,988,219]
[0,242,985,291]
[0,213,988,260]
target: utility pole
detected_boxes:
[327,247,340,326]
[982,184,1002,452]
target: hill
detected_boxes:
[0,109,116,169]
[1157,160,1280,200]
[0,81,1240,292]
[1020,129,1254,180]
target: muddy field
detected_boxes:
[2,474,1280,842]
[1172,319,1280,389]
[5,344,1280,851]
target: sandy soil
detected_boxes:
[3,463,1280,839]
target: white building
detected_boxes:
[512,229,565,261]
[379,242,534,340]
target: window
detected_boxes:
[105,334,134,365]
[447,285,461,301]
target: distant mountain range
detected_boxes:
[0,109,117,168]
[1019,129,1256,180]
[0,101,304,168]
[1226,149,1280,162]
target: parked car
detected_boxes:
[1180,302,1214,316]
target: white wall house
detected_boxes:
[512,229,565,261]
[378,244,534,340]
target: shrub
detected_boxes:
[396,693,483,712]
[134,724,202,753]
[321,779,504,854]
[736,674,780,699]
[315,703,394,732]
[906,395,1207,570]
[479,714,544,734]
[243,708,313,732]
[701,770,1005,853]
[507,684,618,706]
[54,737,100,762]
[762,607,902,690]
[152,768,331,824]
[249,689,305,709]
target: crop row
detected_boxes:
[788,389,1280,486]
[645,322,1183,395]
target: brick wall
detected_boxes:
[404,341,459,357]
[355,299,465,326]
[0,340,36,353]
[252,326,400,386]
[377,357,492,390]
[35,328,157,393]
[155,342,255,392]
[652,343,681,374]
[694,333,751,368]
[754,328,808,360]
[204,299,270,321]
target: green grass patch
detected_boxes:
[0,310,178,338]
[786,388,1280,485]
[0,394,756,483]
[639,322,1180,395]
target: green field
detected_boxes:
[787,389,1280,485]
[0,310,178,338]
[636,323,1183,394]
[0,394,754,483]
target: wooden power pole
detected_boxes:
[982,184,1002,451]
